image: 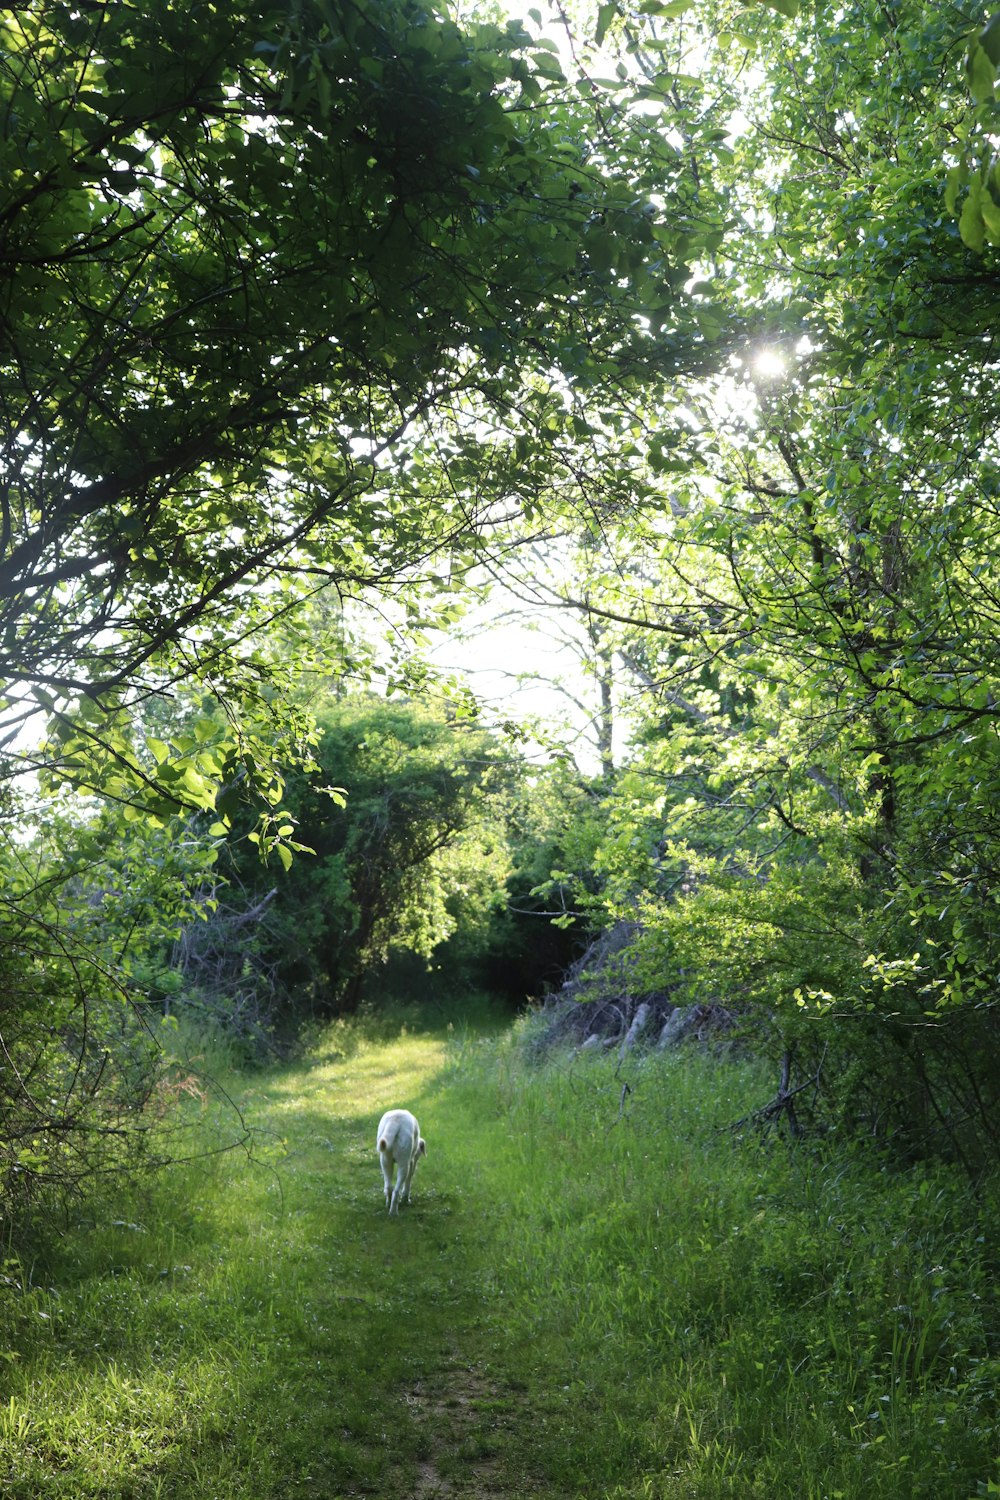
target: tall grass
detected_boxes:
[436,1018,1000,1498]
[0,1005,996,1498]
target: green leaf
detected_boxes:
[959,184,986,252]
[531,50,565,81]
[595,0,618,46]
[967,40,997,104]
[980,188,1000,244]
[944,165,967,216]
[977,12,1000,66]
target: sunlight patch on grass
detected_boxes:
[262,1026,450,1115]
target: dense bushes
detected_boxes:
[0,790,220,1209]
[208,695,601,1020]
[215,695,520,1014]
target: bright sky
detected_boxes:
[426,591,615,774]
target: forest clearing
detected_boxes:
[1,1009,996,1500]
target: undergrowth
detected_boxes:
[0,1002,995,1498]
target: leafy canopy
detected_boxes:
[0,0,719,825]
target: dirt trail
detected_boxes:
[405,1354,520,1499]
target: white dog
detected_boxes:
[376,1108,426,1214]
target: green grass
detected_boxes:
[0,1007,997,1498]
[447,1023,1000,1499]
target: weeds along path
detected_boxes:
[0,1020,576,1500]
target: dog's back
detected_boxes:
[377,1108,426,1213]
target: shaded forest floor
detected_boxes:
[1,1009,998,1499]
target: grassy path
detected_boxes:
[2,1014,997,1499]
[0,1020,576,1499]
[223,1019,561,1499]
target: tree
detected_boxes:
[0,0,727,1210]
[483,0,1000,1162]
[0,0,718,818]
[223,694,518,1012]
